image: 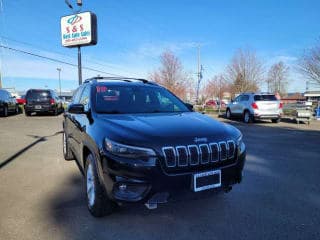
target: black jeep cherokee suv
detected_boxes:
[63,77,246,217]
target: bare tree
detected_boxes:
[267,61,289,96]
[203,75,230,101]
[298,43,320,85]
[225,48,264,96]
[149,51,190,99]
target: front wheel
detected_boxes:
[1,106,8,117]
[85,153,115,217]
[63,132,74,160]
[243,111,252,123]
[226,109,231,119]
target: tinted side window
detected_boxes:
[234,96,241,102]
[79,85,91,111]
[72,86,84,104]
[241,95,249,101]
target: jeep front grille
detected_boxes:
[162,140,236,169]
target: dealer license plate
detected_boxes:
[192,170,221,192]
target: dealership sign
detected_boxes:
[60,12,97,47]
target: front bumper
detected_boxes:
[100,142,246,204]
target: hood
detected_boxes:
[95,112,241,147]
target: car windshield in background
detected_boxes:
[27,91,51,101]
[254,95,277,101]
[95,85,190,114]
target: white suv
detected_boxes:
[226,93,283,123]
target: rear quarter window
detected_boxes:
[254,95,277,101]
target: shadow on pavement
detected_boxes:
[0,131,63,169]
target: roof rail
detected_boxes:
[83,76,150,84]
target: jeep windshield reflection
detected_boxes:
[95,85,190,114]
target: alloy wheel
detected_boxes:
[86,163,95,207]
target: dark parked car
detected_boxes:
[63,77,246,217]
[24,89,64,116]
[0,89,19,117]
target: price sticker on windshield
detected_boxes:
[96,86,107,93]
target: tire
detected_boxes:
[271,118,280,123]
[15,105,19,114]
[2,106,8,117]
[85,153,115,217]
[53,108,58,116]
[243,111,252,123]
[63,132,74,160]
[25,111,31,116]
[226,109,231,119]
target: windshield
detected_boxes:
[26,90,51,101]
[95,84,190,114]
[254,95,277,101]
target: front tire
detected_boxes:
[243,111,252,123]
[15,105,19,114]
[2,106,8,117]
[85,153,115,217]
[226,109,231,119]
[63,132,74,160]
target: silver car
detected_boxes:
[226,92,283,123]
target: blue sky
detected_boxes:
[1,0,320,92]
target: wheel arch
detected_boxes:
[82,140,105,187]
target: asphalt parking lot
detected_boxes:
[0,114,320,240]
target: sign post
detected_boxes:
[60,11,97,85]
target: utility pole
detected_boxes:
[65,0,83,85]
[78,46,82,85]
[219,76,222,115]
[196,45,203,104]
[57,68,62,97]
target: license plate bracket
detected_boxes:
[35,105,42,109]
[192,170,221,192]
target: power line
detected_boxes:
[0,44,126,77]
[1,36,138,76]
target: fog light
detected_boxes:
[113,182,149,201]
[119,183,127,191]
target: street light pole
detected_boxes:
[57,68,62,97]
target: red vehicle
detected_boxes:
[16,95,26,105]
[205,100,218,108]
[205,100,227,109]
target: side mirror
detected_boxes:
[68,104,85,114]
[185,103,194,111]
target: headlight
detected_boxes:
[236,134,243,146]
[236,134,244,152]
[105,138,156,160]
